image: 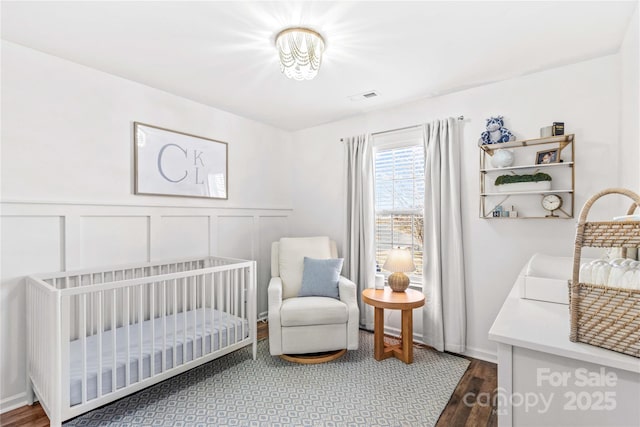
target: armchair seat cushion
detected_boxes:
[280,297,348,327]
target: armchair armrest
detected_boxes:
[267,277,284,355]
[268,277,283,309]
[338,276,357,305]
[339,276,360,350]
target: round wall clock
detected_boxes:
[542,194,563,217]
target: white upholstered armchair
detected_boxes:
[268,237,359,358]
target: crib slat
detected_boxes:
[150,281,155,377]
[162,278,166,373]
[89,292,98,335]
[61,295,71,411]
[201,274,205,357]
[173,278,177,369]
[111,289,117,392]
[97,291,103,398]
[233,269,237,341]
[89,275,94,337]
[138,285,143,382]
[241,268,245,340]
[192,275,196,359]
[236,269,239,340]
[80,294,87,404]
[125,286,130,387]
[217,272,222,351]
[235,269,240,342]
[226,270,231,348]
[182,277,187,365]
[210,272,215,354]
[99,276,104,327]
[38,290,43,394]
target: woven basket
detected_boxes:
[570,188,640,357]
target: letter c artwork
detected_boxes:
[157,143,188,183]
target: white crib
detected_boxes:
[26,256,256,426]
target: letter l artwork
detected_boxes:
[193,150,205,184]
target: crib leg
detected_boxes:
[252,340,257,360]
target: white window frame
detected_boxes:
[373,129,425,287]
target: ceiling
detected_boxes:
[1,1,637,131]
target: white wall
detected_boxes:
[0,42,292,209]
[620,4,639,192]
[289,54,623,362]
[0,41,292,411]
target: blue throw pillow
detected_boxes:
[298,257,344,299]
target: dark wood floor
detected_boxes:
[1,322,496,427]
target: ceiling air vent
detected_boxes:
[349,90,380,101]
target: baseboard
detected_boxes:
[383,325,422,343]
[0,392,28,414]
[258,311,268,322]
[382,325,497,364]
[458,346,497,364]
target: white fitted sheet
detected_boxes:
[69,308,248,406]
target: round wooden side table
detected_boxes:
[362,288,425,364]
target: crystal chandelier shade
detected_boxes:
[276,27,325,81]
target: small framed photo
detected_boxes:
[535,148,559,165]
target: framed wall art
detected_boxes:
[134,122,228,199]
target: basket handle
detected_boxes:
[577,188,640,225]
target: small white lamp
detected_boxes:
[382,248,416,292]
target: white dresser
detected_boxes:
[489,274,640,426]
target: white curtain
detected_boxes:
[422,118,467,353]
[344,134,376,330]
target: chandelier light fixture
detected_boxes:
[275,27,325,81]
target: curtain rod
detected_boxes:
[340,116,464,141]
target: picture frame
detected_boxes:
[134,122,228,199]
[535,148,560,165]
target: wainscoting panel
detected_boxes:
[80,216,149,269]
[0,215,64,410]
[155,215,210,260]
[256,216,289,318]
[216,216,255,260]
[0,201,291,412]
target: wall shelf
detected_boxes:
[479,134,575,219]
[480,161,574,174]
[479,134,573,154]
[481,189,573,197]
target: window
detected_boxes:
[374,135,425,285]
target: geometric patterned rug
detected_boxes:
[65,331,470,426]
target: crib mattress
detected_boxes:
[69,308,248,406]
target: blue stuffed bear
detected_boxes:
[479,116,515,145]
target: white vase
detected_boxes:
[491,149,515,168]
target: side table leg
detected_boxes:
[401,309,414,364]
[374,307,385,360]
